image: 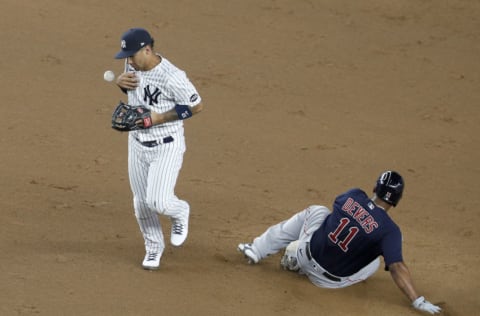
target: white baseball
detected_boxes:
[104,70,115,82]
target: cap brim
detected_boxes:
[114,49,138,59]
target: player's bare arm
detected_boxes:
[388,261,419,301]
[151,102,204,125]
[389,262,442,314]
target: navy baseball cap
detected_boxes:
[114,28,153,59]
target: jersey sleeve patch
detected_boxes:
[190,93,199,103]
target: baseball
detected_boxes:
[103,70,115,82]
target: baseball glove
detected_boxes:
[111,101,153,131]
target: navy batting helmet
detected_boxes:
[374,171,404,207]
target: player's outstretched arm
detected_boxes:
[388,262,441,314]
[389,262,418,301]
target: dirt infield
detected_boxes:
[1,0,479,315]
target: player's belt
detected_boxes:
[305,242,341,282]
[136,136,174,147]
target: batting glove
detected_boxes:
[412,296,442,314]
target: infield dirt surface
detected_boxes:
[1,1,479,315]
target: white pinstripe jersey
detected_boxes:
[126,56,201,142]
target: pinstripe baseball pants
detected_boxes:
[128,132,190,254]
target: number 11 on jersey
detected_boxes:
[328,218,359,252]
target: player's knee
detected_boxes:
[146,197,170,213]
[306,205,331,223]
[307,205,330,214]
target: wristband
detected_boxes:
[175,104,193,120]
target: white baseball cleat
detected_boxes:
[238,243,260,264]
[142,252,160,270]
[170,215,189,246]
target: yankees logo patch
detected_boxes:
[143,85,162,105]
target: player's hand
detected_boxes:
[116,72,138,90]
[412,296,442,314]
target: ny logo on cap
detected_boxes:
[121,40,126,49]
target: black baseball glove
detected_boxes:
[111,101,153,131]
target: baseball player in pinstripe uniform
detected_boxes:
[238,171,442,314]
[113,28,204,270]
